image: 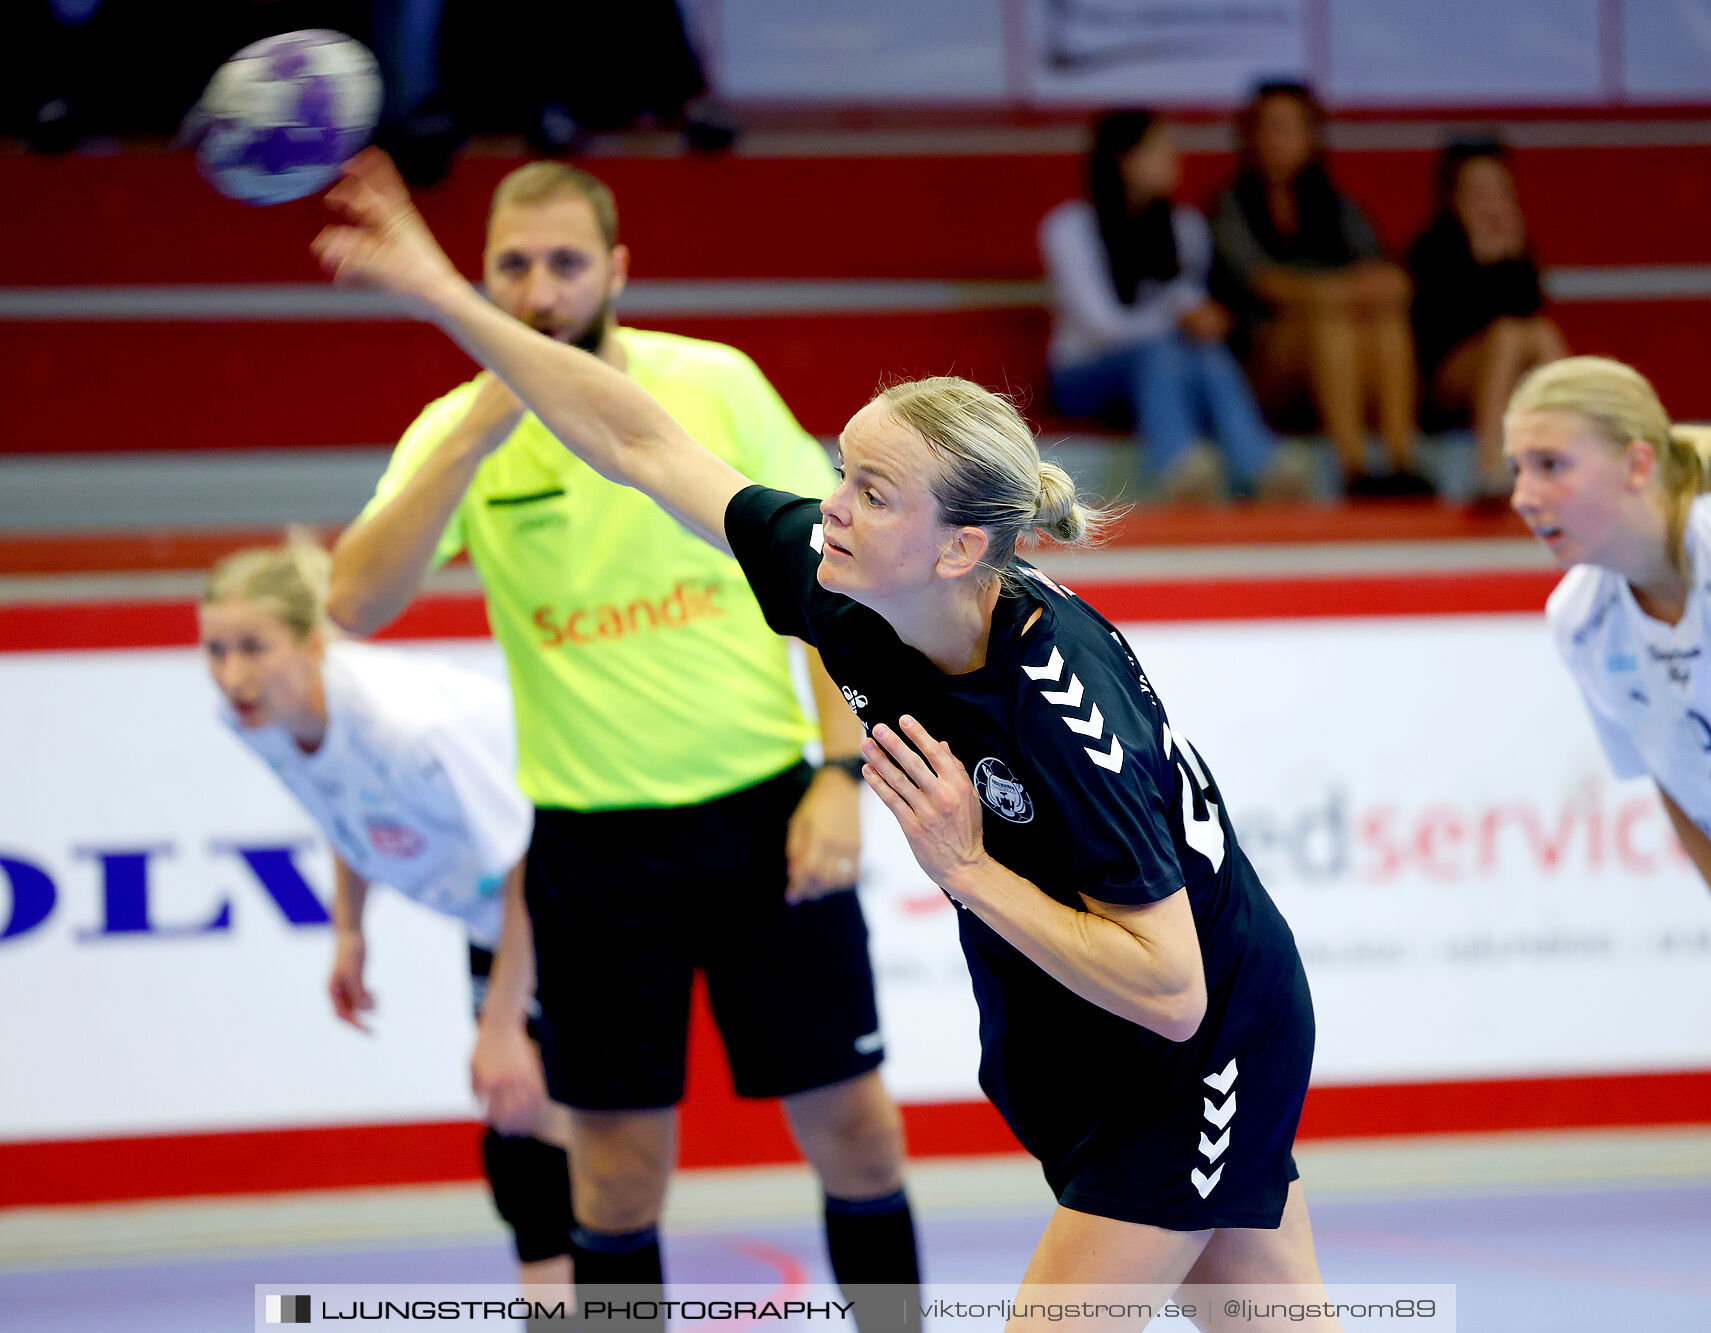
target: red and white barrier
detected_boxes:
[4,573,1710,1206]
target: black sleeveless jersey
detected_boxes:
[726,486,1306,1166]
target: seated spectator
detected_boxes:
[1210,81,1433,497]
[1040,110,1311,503]
[1408,136,1568,501]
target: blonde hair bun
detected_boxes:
[1034,462,1089,543]
[1669,423,1711,471]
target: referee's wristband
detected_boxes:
[818,754,866,781]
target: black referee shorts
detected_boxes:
[524,761,884,1111]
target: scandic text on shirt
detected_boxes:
[531,580,727,647]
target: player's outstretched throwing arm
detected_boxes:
[314,149,748,554]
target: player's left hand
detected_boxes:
[328,931,376,1033]
[471,1019,548,1136]
[313,148,465,313]
[862,716,989,894]
[785,766,863,904]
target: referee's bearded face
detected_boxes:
[1507,408,1656,570]
[484,195,629,355]
[198,600,323,732]
[820,403,984,603]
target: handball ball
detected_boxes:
[192,30,381,206]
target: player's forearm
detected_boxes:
[479,862,536,1027]
[420,280,741,549]
[945,859,1206,1041]
[326,432,490,635]
[331,858,369,937]
[429,282,677,485]
[1659,786,1711,893]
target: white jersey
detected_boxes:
[1547,494,1711,834]
[223,641,532,948]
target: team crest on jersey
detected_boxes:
[366,817,426,857]
[973,757,1034,824]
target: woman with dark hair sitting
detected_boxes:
[1041,110,1308,503]
[1408,136,1568,502]
[1210,81,1432,498]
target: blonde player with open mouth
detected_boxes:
[197,539,576,1295]
[311,149,1345,1331]
[1510,356,1711,889]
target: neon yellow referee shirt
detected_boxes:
[363,327,836,810]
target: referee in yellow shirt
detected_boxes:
[328,163,918,1314]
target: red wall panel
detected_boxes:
[7,142,1711,289]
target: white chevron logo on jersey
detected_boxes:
[1085,735,1123,771]
[1024,648,1124,773]
[1063,703,1104,738]
[1041,674,1083,709]
[1191,1059,1239,1198]
[1022,648,1064,682]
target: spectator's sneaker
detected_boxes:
[681,95,740,153]
[1465,488,1516,515]
[1464,464,1515,512]
[27,96,83,154]
[382,104,464,188]
[1386,467,1439,498]
[1159,443,1229,505]
[528,102,591,156]
[1254,442,1318,502]
[1347,468,1436,499]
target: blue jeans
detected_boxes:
[1051,334,1276,489]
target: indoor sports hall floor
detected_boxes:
[4,1132,1711,1331]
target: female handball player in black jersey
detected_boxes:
[314,150,1339,1326]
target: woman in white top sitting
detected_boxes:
[1040,110,1305,503]
[1513,357,1711,889]
[197,540,576,1291]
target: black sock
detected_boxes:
[521,1222,579,1329]
[568,1225,663,1333]
[824,1190,921,1333]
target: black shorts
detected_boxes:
[525,761,884,1111]
[466,943,544,1042]
[1047,959,1315,1232]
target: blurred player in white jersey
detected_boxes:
[197,539,576,1292]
